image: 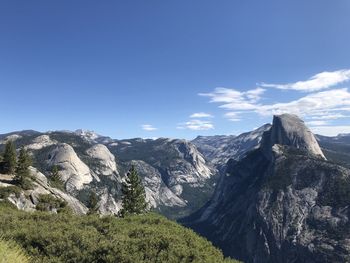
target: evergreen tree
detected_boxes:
[87,191,99,215]
[15,147,32,189]
[119,166,147,217]
[2,140,17,174]
[49,165,65,189]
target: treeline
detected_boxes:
[0,140,32,189]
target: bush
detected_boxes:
[35,194,68,213]
[0,186,21,199]
[0,202,238,263]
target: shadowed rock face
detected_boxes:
[183,114,350,263]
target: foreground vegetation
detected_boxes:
[0,202,237,263]
[0,238,30,263]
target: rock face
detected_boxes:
[317,133,350,168]
[268,114,326,159]
[7,167,87,214]
[184,114,350,263]
[127,160,186,208]
[86,144,118,176]
[193,124,271,166]
[47,143,93,191]
[110,138,217,218]
[0,131,215,218]
[26,135,56,150]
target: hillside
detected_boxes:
[0,202,237,263]
[0,131,216,219]
[183,114,350,263]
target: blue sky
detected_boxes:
[1,0,350,139]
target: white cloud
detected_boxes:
[190,112,213,118]
[177,119,214,131]
[200,86,350,123]
[224,112,241,122]
[310,126,350,136]
[309,113,349,120]
[256,88,350,117]
[260,69,350,92]
[141,124,157,131]
[306,120,328,126]
[199,87,265,110]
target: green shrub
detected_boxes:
[0,186,21,199]
[35,194,68,213]
[0,202,238,263]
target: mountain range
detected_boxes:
[1,114,350,262]
[183,114,350,262]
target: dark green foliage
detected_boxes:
[0,185,21,199]
[48,165,65,191]
[2,140,17,174]
[87,191,99,215]
[0,203,237,263]
[15,147,32,190]
[120,166,147,217]
[35,194,68,213]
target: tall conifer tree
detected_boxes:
[2,140,17,174]
[15,147,32,189]
[119,166,147,217]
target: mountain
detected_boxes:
[317,133,350,168]
[192,124,271,167]
[0,131,216,219]
[183,114,350,263]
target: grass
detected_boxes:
[0,238,30,263]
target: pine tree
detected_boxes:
[119,166,147,217]
[2,140,17,174]
[15,147,32,189]
[87,191,99,215]
[49,165,65,191]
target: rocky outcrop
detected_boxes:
[193,124,271,166]
[109,137,216,217]
[86,144,119,176]
[47,143,93,191]
[184,114,350,263]
[0,129,217,218]
[129,160,186,208]
[26,135,56,150]
[7,167,87,214]
[268,114,325,159]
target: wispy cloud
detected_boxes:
[310,126,350,136]
[190,112,213,118]
[259,69,350,92]
[256,88,350,116]
[199,87,265,110]
[200,87,350,122]
[306,120,329,126]
[141,124,157,131]
[224,112,241,121]
[199,87,266,122]
[309,113,349,120]
[177,119,214,130]
[199,70,350,136]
